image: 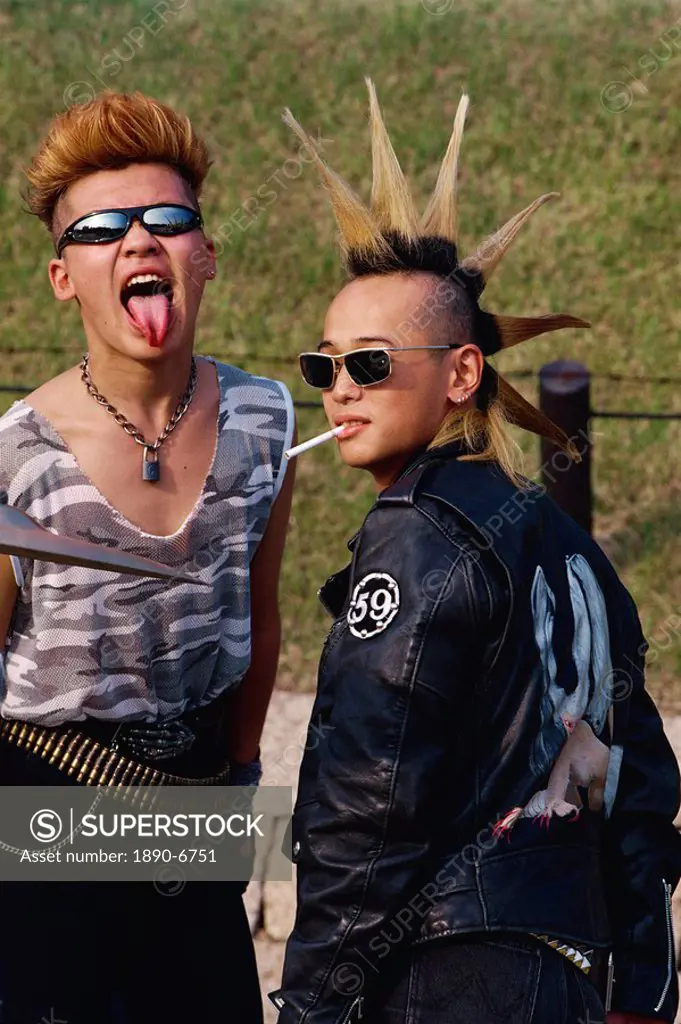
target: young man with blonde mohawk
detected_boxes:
[0,91,295,1023]
[270,81,681,1024]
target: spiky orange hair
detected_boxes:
[24,91,211,230]
[283,79,589,455]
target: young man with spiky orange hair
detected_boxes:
[0,92,295,1023]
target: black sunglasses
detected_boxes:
[299,345,460,390]
[56,203,203,256]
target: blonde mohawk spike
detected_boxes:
[283,81,590,455]
[281,107,393,264]
[461,192,559,287]
[420,93,469,241]
[366,78,420,241]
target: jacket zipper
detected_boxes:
[604,952,614,1013]
[318,618,347,676]
[339,995,364,1023]
[654,878,674,1013]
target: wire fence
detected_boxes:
[2,346,681,384]
[1,358,681,419]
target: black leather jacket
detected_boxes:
[272,444,681,1024]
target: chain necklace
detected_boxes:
[79,354,198,483]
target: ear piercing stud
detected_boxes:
[454,392,469,405]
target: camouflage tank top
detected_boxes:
[0,357,294,726]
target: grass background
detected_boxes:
[1,0,680,705]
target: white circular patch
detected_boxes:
[347,572,400,639]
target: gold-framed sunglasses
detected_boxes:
[299,344,460,390]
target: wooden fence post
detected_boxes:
[538,359,593,535]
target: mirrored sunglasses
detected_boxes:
[56,204,202,256]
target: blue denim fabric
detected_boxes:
[367,933,605,1024]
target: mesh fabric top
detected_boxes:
[0,358,294,726]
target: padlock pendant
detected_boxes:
[142,446,160,482]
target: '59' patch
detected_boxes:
[347,572,400,639]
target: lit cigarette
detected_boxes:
[284,425,347,460]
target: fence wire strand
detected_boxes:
[2,346,681,387]
[1,356,680,418]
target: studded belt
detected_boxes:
[532,933,594,975]
[0,716,231,787]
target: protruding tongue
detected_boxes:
[127,294,171,348]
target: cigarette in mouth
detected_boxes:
[284,425,347,460]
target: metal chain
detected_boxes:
[79,354,198,452]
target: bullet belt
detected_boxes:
[0,715,231,787]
